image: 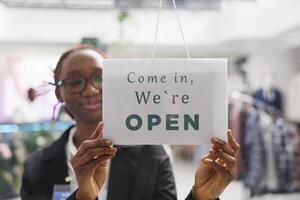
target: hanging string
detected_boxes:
[152,0,163,58]
[171,0,190,59]
[152,0,191,59]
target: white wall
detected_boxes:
[4,8,120,44]
[1,0,300,46]
[241,39,298,114]
[0,3,7,40]
[244,40,297,92]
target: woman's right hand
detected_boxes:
[71,122,117,200]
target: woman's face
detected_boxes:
[57,49,103,124]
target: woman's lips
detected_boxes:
[82,102,101,110]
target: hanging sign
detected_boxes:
[103,59,227,144]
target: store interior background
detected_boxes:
[1,0,300,199]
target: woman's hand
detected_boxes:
[194,130,240,200]
[71,122,117,200]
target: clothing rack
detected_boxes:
[230,90,284,117]
[229,91,298,196]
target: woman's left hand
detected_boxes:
[194,130,240,200]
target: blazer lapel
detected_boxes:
[41,127,72,197]
[107,146,139,200]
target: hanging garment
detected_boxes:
[239,104,249,180]
[253,88,283,111]
[259,111,279,192]
[229,101,244,179]
[292,126,300,191]
[272,118,294,192]
[243,109,266,196]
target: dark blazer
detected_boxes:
[20,126,177,200]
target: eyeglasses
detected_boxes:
[56,75,102,94]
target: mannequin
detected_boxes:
[254,68,282,111]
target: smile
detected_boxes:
[82,102,101,110]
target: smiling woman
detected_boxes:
[54,47,104,124]
[20,45,178,200]
[20,45,238,200]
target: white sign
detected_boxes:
[103,59,227,144]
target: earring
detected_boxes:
[52,101,64,121]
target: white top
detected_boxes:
[65,127,109,200]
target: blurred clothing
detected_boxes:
[260,112,278,191]
[254,88,283,111]
[243,109,265,196]
[272,118,294,192]
[229,100,298,196]
[293,127,300,191]
[229,101,245,179]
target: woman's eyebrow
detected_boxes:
[91,68,102,75]
[65,70,83,76]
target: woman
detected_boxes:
[21,45,239,200]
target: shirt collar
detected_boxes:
[67,126,77,158]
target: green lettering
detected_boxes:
[126,114,142,131]
[184,114,199,130]
[166,114,179,130]
[148,114,161,130]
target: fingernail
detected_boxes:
[209,149,216,154]
[104,139,112,145]
[212,137,223,144]
[211,137,218,143]
[228,129,234,138]
[203,159,214,164]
